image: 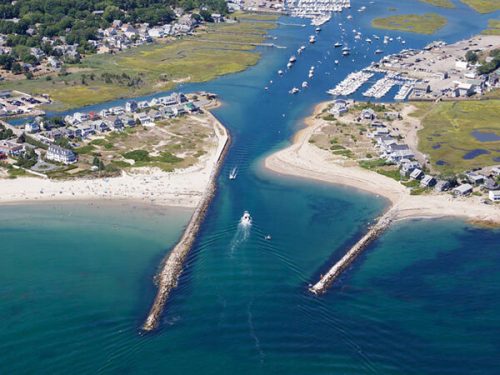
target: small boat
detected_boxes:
[373,34,380,40]
[264,86,268,90]
[309,35,316,44]
[375,49,384,54]
[347,15,353,19]
[315,27,321,33]
[289,87,300,94]
[334,59,339,64]
[308,71,314,78]
[301,81,308,88]
[289,55,296,63]
[342,50,350,56]
[241,211,252,226]
[287,62,293,69]
[278,70,284,75]
[365,38,372,43]
[334,42,342,48]
[229,167,238,180]
[264,235,272,241]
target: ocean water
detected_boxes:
[2,1,500,373]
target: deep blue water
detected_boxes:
[1,1,500,373]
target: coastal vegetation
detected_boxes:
[0,16,277,110]
[371,13,447,34]
[482,19,500,35]
[67,112,215,178]
[459,0,500,13]
[419,0,455,9]
[413,100,500,174]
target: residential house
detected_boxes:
[453,183,473,196]
[361,108,375,120]
[410,168,424,180]
[25,121,40,133]
[46,144,77,164]
[489,190,500,202]
[434,180,450,192]
[420,175,436,188]
[466,172,485,185]
[0,140,23,155]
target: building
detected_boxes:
[0,140,23,155]
[466,173,485,185]
[489,190,500,202]
[434,180,450,192]
[420,175,436,188]
[361,108,376,120]
[46,145,77,164]
[410,168,424,180]
[25,121,40,133]
[453,183,473,196]
[492,166,500,176]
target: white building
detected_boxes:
[489,190,500,202]
[46,145,77,164]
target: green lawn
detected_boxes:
[482,19,500,35]
[414,100,500,174]
[371,13,447,34]
[0,17,277,110]
[460,0,500,13]
[419,0,455,9]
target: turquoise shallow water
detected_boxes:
[1,0,500,373]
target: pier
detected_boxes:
[142,112,230,332]
[309,210,395,295]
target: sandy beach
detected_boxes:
[265,102,500,225]
[0,110,229,209]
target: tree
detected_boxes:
[465,50,478,64]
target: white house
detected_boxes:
[489,190,500,202]
[46,145,77,164]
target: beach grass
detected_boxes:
[419,0,455,9]
[460,0,500,13]
[413,100,500,174]
[0,18,277,110]
[482,19,500,35]
[371,13,447,34]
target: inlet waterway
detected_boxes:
[2,0,500,373]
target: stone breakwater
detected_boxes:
[142,112,230,332]
[309,210,395,295]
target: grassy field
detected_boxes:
[460,0,500,13]
[419,0,455,9]
[482,19,500,35]
[413,100,500,174]
[371,13,447,34]
[0,15,277,110]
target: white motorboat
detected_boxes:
[334,42,342,47]
[287,62,293,69]
[375,49,384,54]
[240,211,252,226]
[278,70,284,75]
[302,81,308,88]
[229,167,238,180]
[334,59,339,64]
[289,55,297,63]
[289,87,300,94]
[309,35,316,44]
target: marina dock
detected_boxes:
[142,112,230,332]
[309,210,395,295]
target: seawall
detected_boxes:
[309,210,395,295]
[142,110,230,331]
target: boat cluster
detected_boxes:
[362,75,397,99]
[288,0,351,18]
[327,71,374,96]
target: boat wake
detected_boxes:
[229,211,252,254]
